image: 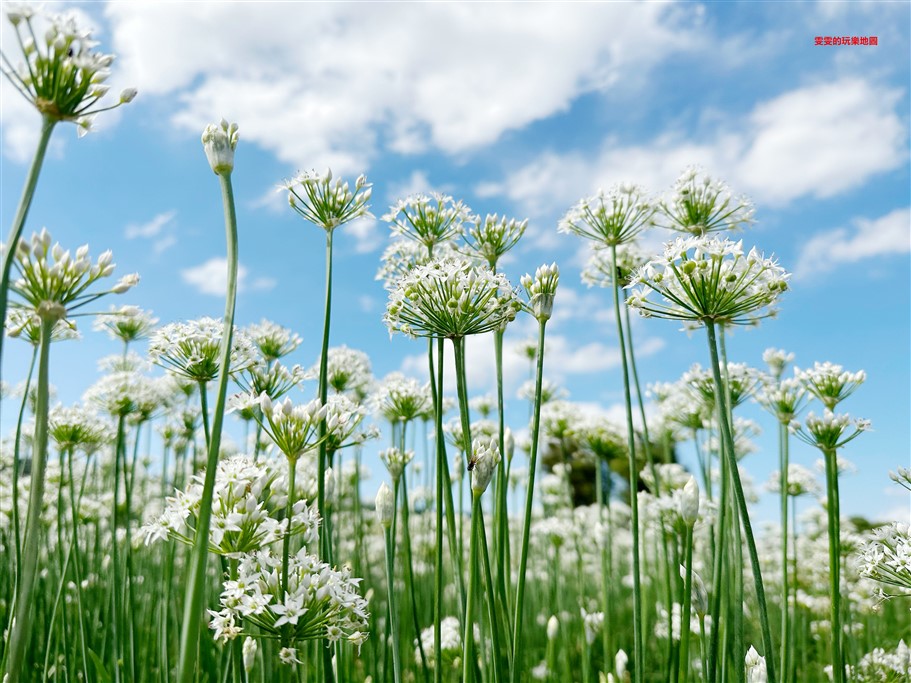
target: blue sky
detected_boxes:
[1,1,909,524]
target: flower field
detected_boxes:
[0,5,909,683]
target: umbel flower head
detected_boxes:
[245,319,301,362]
[558,183,655,247]
[1,6,137,133]
[656,167,755,236]
[581,242,650,288]
[370,372,433,424]
[470,437,501,494]
[626,236,789,326]
[284,169,372,232]
[383,193,471,251]
[755,377,807,424]
[255,394,327,460]
[795,361,866,410]
[201,119,239,175]
[318,346,374,399]
[235,360,306,403]
[463,213,527,268]
[148,317,259,383]
[384,257,520,339]
[8,228,138,326]
[6,308,79,344]
[791,410,870,452]
[376,238,460,290]
[93,305,158,344]
[48,404,112,453]
[379,447,415,481]
[521,262,559,322]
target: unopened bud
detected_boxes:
[201,119,239,175]
[375,482,394,527]
[679,476,699,526]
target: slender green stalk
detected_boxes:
[317,228,334,561]
[823,448,844,683]
[596,459,611,668]
[65,446,91,683]
[9,344,37,591]
[610,243,644,683]
[384,520,403,683]
[493,329,511,616]
[177,171,240,683]
[778,423,790,680]
[282,456,297,628]
[432,336,445,683]
[0,115,56,383]
[680,524,695,683]
[705,320,776,683]
[462,494,482,683]
[401,472,431,683]
[477,504,505,683]
[4,317,53,682]
[510,318,547,683]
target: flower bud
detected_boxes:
[546,615,559,641]
[201,119,239,176]
[119,88,138,104]
[745,646,767,683]
[112,273,139,293]
[470,438,501,494]
[679,476,699,526]
[375,482,394,528]
[615,649,628,679]
[242,637,257,672]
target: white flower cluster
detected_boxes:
[795,361,866,410]
[93,305,158,344]
[581,242,650,288]
[10,229,137,325]
[383,193,470,249]
[470,437,500,494]
[149,317,258,383]
[246,319,302,362]
[385,257,520,339]
[83,371,172,419]
[2,6,137,132]
[581,607,605,645]
[764,464,820,498]
[208,547,369,651]
[320,346,373,398]
[376,239,460,291]
[656,167,755,236]
[761,347,795,380]
[846,640,910,682]
[558,184,655,247]
[464,213,527,268]
[755,377,807,424]
[371,372,433,423]
[284,169,372,232]
[256,395,326,460]
[521,263,559,322]
[48,404,112,453]
[792,410,871,452]
[378,447,414,481]
[415,616,462,669]
[626,236,789,326]
[682,361,761,410]
[857,522,911,599]
[142,455,319,556]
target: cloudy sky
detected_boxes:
[1,1,908,523]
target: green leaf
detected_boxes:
[87,649,113,683]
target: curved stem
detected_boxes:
[0,115,56,384]
[779,423,790,680]
[510,319,547,683]
[705,321,776,683]
[177,171,240,683]
[3,317,53,682]
[610,244,643,683]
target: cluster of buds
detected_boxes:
[521,262,559,322]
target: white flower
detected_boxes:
[470,437,501,494]
[383,193,470,249]
[559,184,655,246]
[521,262,559,322]
[657,166,754,235]
[246,319,301,361]
[744,646,768,683]
[375,482,394,528]
[148,317,258,383]
[284,169,372,231]
[679,477,700,526]
[795,361,866,410]
[464,213,527,268]
[201,119,239,175]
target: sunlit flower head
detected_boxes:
[246,319,301,362]
[626,236,789,326]
[83,370,172,419]
[284,169,372,232]
[255,394,326,460]
[762,347,794,380]
[383,193,471,251]
[384,257,520,339]
[376,238,460,291]
[318,346,373,399]
[371,372,433,424]
[235,360,306,403]
[148,317,259,383]
[93,305,158,344]
[463,213,527,268]
[1,7,136,133]
[521,262,559,322]
[48,404,112,453]
[581,242,651,288]
[201,119,238,175]
[9,228,137,325]
[379,447,414,481]
[755,377,807,424]
[558,184,655,247]
[764,464,820,497]
[795,361,866,411]
[323,393,370,452]
[792,410,870,452]
[6,308,79,344]
[657,167,755,236]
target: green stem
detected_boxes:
[65,446,91,683]
[477,504,505,683]
[401,472,431,683]
[462,494,482,683]
[3,317,52,682]
[705,321,776,683]
[177,171,240,683]
[510,319,547,683]
[110,415,126,683]
[610,244,643,683]
[9,344,38,595]
[433,337,445,683]
[493,329,510,617]
[596,459,611,669]
[282,455,297,648]
[823,448,843,683]
[384,522,403,683]
[680,525,694,683]
[778,423,790,680]
[0,115,56,384]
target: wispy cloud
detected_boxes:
[796,207,911,277]
[124,210,179,254]
[181,257,278,296]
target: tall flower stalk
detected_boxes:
[511,264,558,682]
[176,120,240,683]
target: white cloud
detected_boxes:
[477,78,907,216]
[342,218,383,254]
[104,3,697,174]
[181,257,277,296]
[125,210,177,239]
[796,207,911,276]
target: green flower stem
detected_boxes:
[199,381,211,449]
[706,425,728,683]
[384,520,403,683]
[596,458,611,667]
[493,329,511,617]
[9,344,37,591]
[4,317,52,683]
[317,228,334,560]
[282,455,297,625]
[111,414,126,683]
[823,447,844,683]
[65,446,91,683]
[462,493,483,683]
[0,115,56,383]
[401,471,431,683]
[177,171,240,683]
[705,320,776,683]
[510,318,547,683]
[778,423,790,681]
[610,243,643,683]
[477,503,505,683]
[432,337,446,683]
